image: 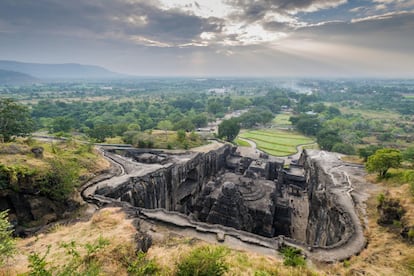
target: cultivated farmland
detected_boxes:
[239,129,315,156]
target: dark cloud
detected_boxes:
[262,21,296,32]
[226,0,346,22]
[294,12,414,53]
[0,0,413,77]
[0,0,224,46]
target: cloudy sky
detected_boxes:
[0,0,413,77]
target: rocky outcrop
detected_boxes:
[84,145,370,262]
[0,189,80,235]
[205,181,253,231]
[94,145,232,214]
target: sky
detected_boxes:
[0,0,413,77]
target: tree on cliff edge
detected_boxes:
[0,98,33,142]
[366,148,402,178]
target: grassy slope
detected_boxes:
[239,129,315,156]
[1,208,137,275]
[272,113,292,126]
[234,138,250,147]
[323,174,414,276]
[0,139,109,172]
[4,171,414,275]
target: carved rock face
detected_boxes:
[206,181,253,232]
[93,146,367,256]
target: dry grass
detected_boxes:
[0,139,110,179]
[323,179,414,276]
[147,236,319,276]
[0,208,137,276]
[341,155,364,164]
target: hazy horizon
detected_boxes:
[1,0,414,78]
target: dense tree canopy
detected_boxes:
[366,148,402,178]
[317,129,342,151]
[0,98,33,142]
[218,118,240,142]
[290,115,321,136]
[402,146,414,163]
[359,145,383,162]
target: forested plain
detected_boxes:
[1,78,414,154]
[2,78,414,275]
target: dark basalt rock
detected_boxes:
[205,181,253,232]
[377,197,405,225]
[31,147,44,159]
[0,189,80,233]
[87,144,368,261]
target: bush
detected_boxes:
[28,247,52,276]
[39,158,80,201]
[280,246,306,267]
[0,210,16,267]
[377,193,385,205]
[377,196,405,225]
[403,170,414,196]
[27,237,109,276]
[176,245,229,276]
[127,251,160,275]
[177,129,186,142]
[332,143,356,155]
[408,229,414,241]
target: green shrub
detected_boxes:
[332,143,356,155]
[28,246,52,276]
[127,251,160,276]
[254,270,271,276]
[343,259,351,268]
[377,193,385,205]
[176,245,229,276]
[403,171,414,196]
[280,246,306,267]
[27,237,109,276]
[0,164,37,190]
[177,129,186,142]
[38,158,80,201]
[0,210,16,267]
[137,140,147,148]
[408,229,414,241]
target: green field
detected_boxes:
[234,138,250,147]
[239,129,315,156]
[272,113,292,125]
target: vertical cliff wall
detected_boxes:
[96,145,232,214]
[300,150,355,247]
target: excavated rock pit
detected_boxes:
[82,144,370,262]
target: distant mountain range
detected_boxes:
[0,60,125,82]
[0,69,38,85]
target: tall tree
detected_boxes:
[157,120,173,141]
[366,148,402,178]
[0,98,33,142]
[218,118,240,142]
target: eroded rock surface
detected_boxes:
[83,144,371,262]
